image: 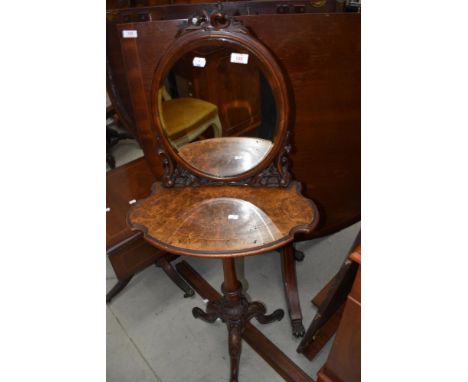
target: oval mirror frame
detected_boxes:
[151,17,292,186]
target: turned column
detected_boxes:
[222,258,243,382]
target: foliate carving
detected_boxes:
[157,147,175,187]
[249,131,292,187]
[192,284,284,382]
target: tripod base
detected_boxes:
[192,259,284,382]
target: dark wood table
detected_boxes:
[106,158,194,302]
[128,181,318,382]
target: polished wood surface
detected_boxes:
[298,231,360,358]
[106,157,194,302]
[108,8,360,237]
[178,137,273,177]
[301,279,345,361]
[106,157,156,247]
[128,181,318,257]
[317,253,361,382]
[107,0,339,18]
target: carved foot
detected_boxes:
[192,306,219,323]
[228,324,242,382]
[256,308,285,324]
[247,301,284,324]
[294,249,305,262]
[291,319,305,337]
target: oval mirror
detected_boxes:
[156,42,278,178]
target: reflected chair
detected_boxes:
[158,87,222,148]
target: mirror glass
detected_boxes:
[158,43,277,177]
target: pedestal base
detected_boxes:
[176,261,314,382]
[192,259,284,382]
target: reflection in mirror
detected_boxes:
[157,44,277,177]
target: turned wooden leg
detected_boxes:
[281,244,305,337]
[222,258,244,382]
[234,257,250,295]
[191,258,284,382]
[106,276,133,303]
[156,257,195,298]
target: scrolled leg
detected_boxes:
[255,308,285,325]
[247,301,284,324]
[192,305,219,323]
[190,258,285,381]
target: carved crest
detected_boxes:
[177,9,249,37]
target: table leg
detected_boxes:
[234,257,250,296]
[281,244,305,337]
[155,257,195,298]
[192,258,284,382]
[106,276,133,303]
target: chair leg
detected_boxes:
[212,114,223,137]
[156,257,195,298]
[281,244,305,337]
[106,276,133,303]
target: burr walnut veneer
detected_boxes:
[128,181,318,257]
[127,180,318,382]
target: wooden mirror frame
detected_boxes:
[150,12,293,187]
